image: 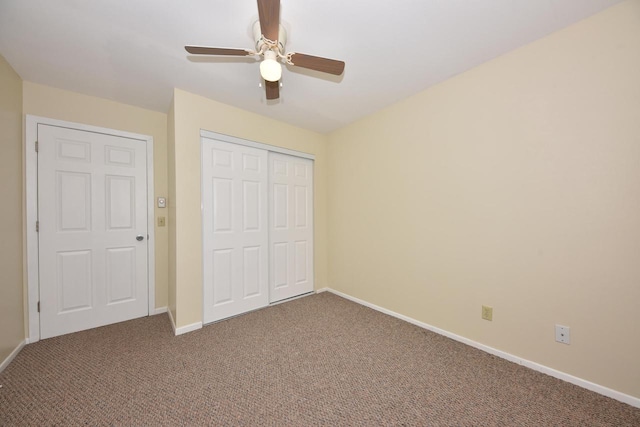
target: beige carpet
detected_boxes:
[1,292,638,426]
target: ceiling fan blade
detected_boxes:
[288,53,345,75]
[185,46,252,56]
[257,0,280,41]
[265,80,280,100]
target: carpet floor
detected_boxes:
[1,292,639,426]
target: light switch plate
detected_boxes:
[157,197,166,208]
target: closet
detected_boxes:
[201,133,314,323]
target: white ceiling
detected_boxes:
[0,0,623,133]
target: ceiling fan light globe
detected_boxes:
[260,58,282,82]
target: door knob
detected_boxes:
[136,235,144,241]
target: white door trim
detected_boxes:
[200,130,315,161]
[25,115,155,342]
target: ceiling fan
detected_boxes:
[185,0,345,100]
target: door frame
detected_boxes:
[25,115,155,342]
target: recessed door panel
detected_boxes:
[295,185,308,228]
[294,162,307,179]
[106,176,135,230]
[105,146,135,167]
[212,249,233,305]
[273,242,288,289]
[273,184,288,229]
[106,247,136,304]
[57,250,93,313]
[243,246,261,297]
[213,178,233,233]
[213,149,233,168]
[243,153,261,172]
[38,124,149,339]
[294,241,308,284]
[243,181,260,231]
[273,159,287,176]
[57,139,91,163]
[57,171,92,232]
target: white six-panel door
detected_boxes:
[269,153,314,303]
[38,124,149,339]
[202,138,269,323]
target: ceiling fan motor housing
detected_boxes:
[253,21,286,54]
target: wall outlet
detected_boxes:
[555,324,570,344]
[157,216,166,227]
[482,305,493,321]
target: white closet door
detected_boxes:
[269,153,314,303]
[202,138,269,323]
[38,124,149,339]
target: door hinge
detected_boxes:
[36,221,39,232]
[37,301,40,313]
[35,141,39,152]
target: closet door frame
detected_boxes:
[200,130,315,323]
[201,130,315,162]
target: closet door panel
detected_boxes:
[269,153,314,303]
[202,139,269,323]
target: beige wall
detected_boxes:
[22,82,169,311]
[327,1,640,399]
[0,55,25,362]
[171,88,328,327]
[167,99,177,322]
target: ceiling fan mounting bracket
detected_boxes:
[253,21,286,56]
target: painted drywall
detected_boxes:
[327,0,640,399]
[0,55,25,363]
[22,82,169,311]
[170,88,328,328]
[167,99,177,322]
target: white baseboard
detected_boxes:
[166,308,202,336]
[315,287,329,294]
[167,308,176,334]
[326,288,640,409]
[0,339,26,373]
[153,306,168,315]
[175,321,202,336]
